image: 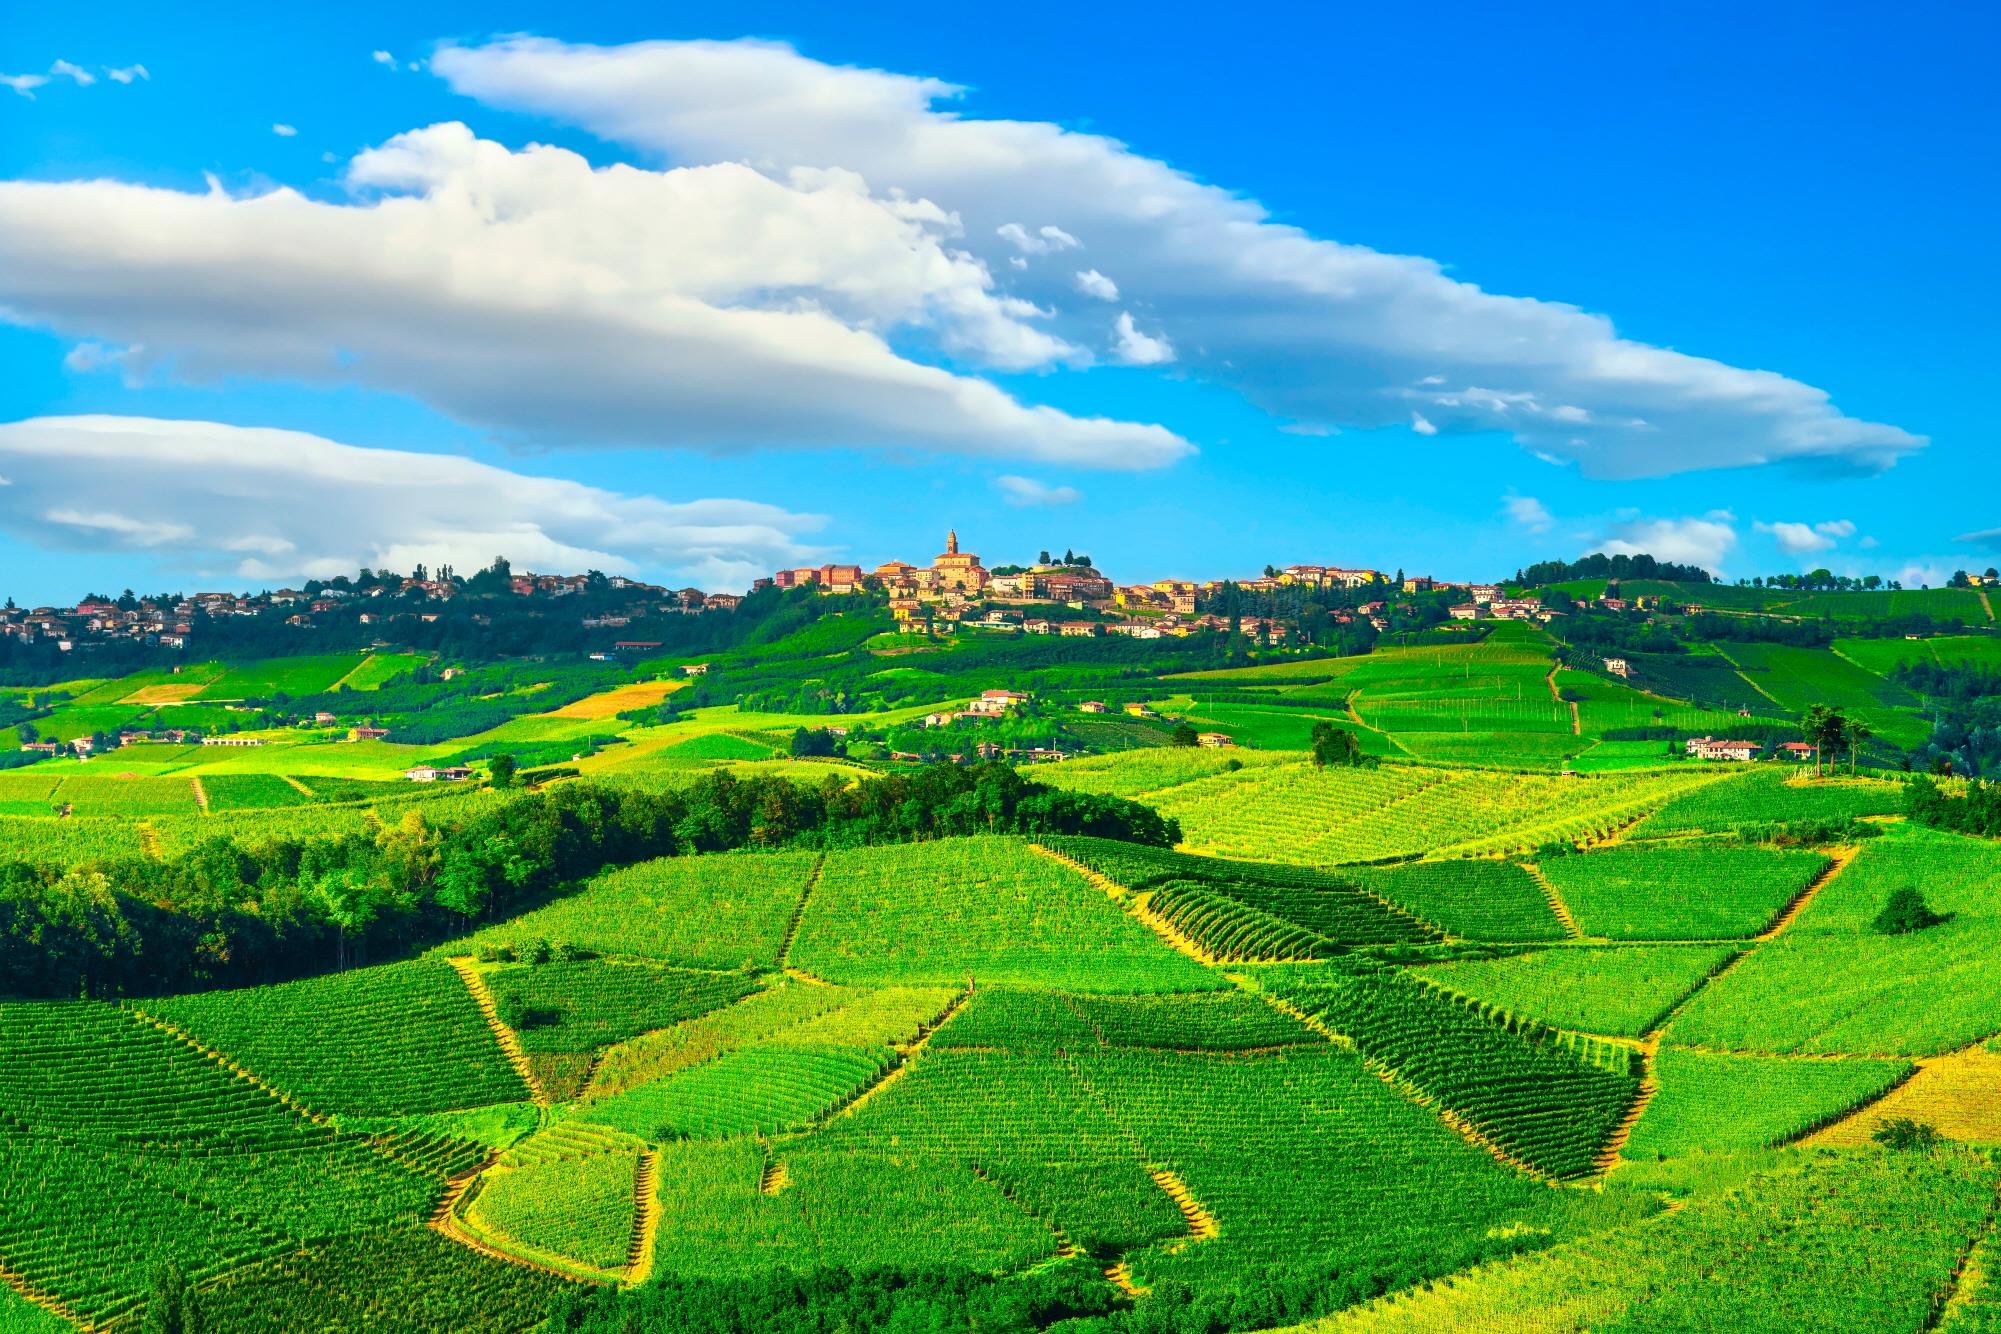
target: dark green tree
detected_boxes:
[1871,886,1952,935]
[1168,723,1199,748]
[489,753,518,789]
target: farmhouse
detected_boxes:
[404,765,475,783]
[349,726,390,742]
[1197,732,1235,748]
[1077,700,1109,713]
[1686,736,1762,761]
[1778,741,1819,762]
[1603,657,1632,678]
[1447,603,1485,621]
[966,690,1030,715]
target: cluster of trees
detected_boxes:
[1744,570,1895,591]
[1516,552,1714,586]
[1310,721,1378,768]
[1903,773,2001,836]
[0,764,1173,1000]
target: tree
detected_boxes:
[1872,1117,1941,1153]
[1800,704,1846,778]
[489,754,518,789]
[143,1261,204,1334]
[1845,719,1873,774]
[1168,723,1199,748]
[1310,721,1375,768]
[1871,886,1952,935]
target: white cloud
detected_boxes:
[1074,269,1119,301]
[1410,412,1438,436]
[432,36,1924,480]
[995,475,1081,507]
[1753,517,1856,557]
[372,50,397,66]
[1502,494,1552,534]
[1112,311,1173,366]
[271,122,298,137]
[0,416,826,589]
[0,122,1188,470]
[997,223,1080,254]
[1599,512,1737,575]
[4,60,145,96]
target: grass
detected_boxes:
[200,654,377,699]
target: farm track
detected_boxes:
[190,776,209,813]
[624,1149,662,1284]
[1521,862,1584,940]
[1151,1168,1219,1239]
[1804,1039,2001,1147]
[1544,665,1581,735]
[1929,1175,2001,1331]
[279,774,315,796]
[428,1155,582,1284]
[775,854,826,970]
[446,956,548,1106]
[0,1257,98,1332]
[1755,845,1858,940]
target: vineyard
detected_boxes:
[2,630,1998,1333]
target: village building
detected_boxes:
[1778,741,1819,762]
[1197,732,1235,748]
[201,736,266,747]
[1603,657,1632,678]
[966,690,1030,715]
[1078,701,1109,713]
[1686,736,1762,762]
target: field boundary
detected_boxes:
[190,776,209,813]
[623,1149,662,1285]
[125,1006,331,1124]
[446,956,547,1106]
[1027,842,1220,965]
[825,983,973,1123]
[775,854,825,970]
[1521,861,1584,940]
[280,774,315,797]
[0,1257,98,1333]
[1754,845,1858,940]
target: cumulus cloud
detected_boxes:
[0,416,826,589]
[0,74,47,98]
[106,65,149,84]
[432,35,1923,480]
[1074,269,1119,301]
[995,475,1081,507]
[1112,311,1173,366]
[0,122,1188,470]
[1753,517,1856,556]
[372,50,397,66]
[49,61,95,87]
[1502,494,1552,534]
[1410,413,1438,436]
[271,122,298,137]
[1599,512,1737,575]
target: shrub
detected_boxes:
[1871,886,1952,935]
[1873,1117,1942,1152]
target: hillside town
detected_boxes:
[0,529,1681,663]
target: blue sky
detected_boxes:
[0,0,1992,603]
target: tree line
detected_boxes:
[0,764,1175,1000]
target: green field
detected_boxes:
[2,617,1998,1333]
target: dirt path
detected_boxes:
[1151,1168,1219,1239]
[1029,843,1223,964]
[1756,845,1858,941]
[623,1149,663,1285]
[190,776,209,813]
[428,1156,580,1282]
[280,774,315,797]
[1983,590,1996,624]
[446,956,547,1106]
[1805,1041,2001,1147]
[1521,862,1584,940]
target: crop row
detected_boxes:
[139,959,529,1117]
[1258,969,1640,1177]
[934,987,1320,1054]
